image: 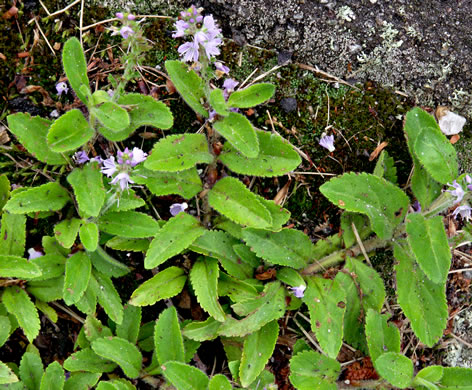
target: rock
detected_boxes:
[280,97,297,113]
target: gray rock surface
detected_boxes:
[98,0,472,116]
[444,307,472,369]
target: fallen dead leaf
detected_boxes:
[273,179,291,205]
[2,5,18,19]
[20,85,55,106]
[450,134,460,144]
[369,141,388,161]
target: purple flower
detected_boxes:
[178,39,200,63]
[92,156,103,165]
[116,12,124,19]
[101,156,117,177]
[447,180,465,204]
[111,171,134,191]
[412,200,421,213]
[223,78,238,92]
[466,175,472,184]
[56,82,69,96]
[120,26,134,39]
[203,15,218,35]
[319,134,335,152]
[173,20,189,38]
[170,202,188,216]
[453,205,472,222]
[130,147,147,166]
[201,34,222,60]
[28,248,43,260]
[127,14,135,20]
[73,151,90,165]
[290,285,306,299]
[215,62,229,74]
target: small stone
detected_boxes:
[280,97,297,113]
[277,50,293,65]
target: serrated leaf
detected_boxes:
[302,276,346,359]
[345,257,385,312]
[365,309,400,364]
[129,266,187,306]
[406,213,451,284]
[35,300,57,323]
[276,267,306,287]
[373,150,397,183]
[93,102,130,132]
[63,37,90,103]
[75,282,97,315]
[440,367,472,389]
[6,113,68,165]
[242,228,313,269]
[63,348,117,373]
[218,272,260,302]
[105,236,149,252]
[19,351,43,390]
[93,272,123,324]
[67,163,106,217]
[107,189,145,212]
[213,112,259,158]
[63,372,100,390]
[239,320,278,387]
[92,337,142,379]
[227,84,275,108]
[116,305,142,344]
[218,281,286,337]
[87,246,130,277]
[165,60,208,117]
[54,218,81,248]
[40,361,65,390]
[413,366,443,389]
[4,182,70,214]
[375,352,413,389]
[0,256,42,279]
[0,316,11,347]
[411,157,442,209]
[289,350,340,390]
[208,177,272,229]
[190,230,253,279]
[84,315,113,343]
[255,195,291,231]
[132,166,202,198]
[182,317,222,342]
[320,172,409,239]
[154,306,185,364]
[209,88,230,116]
[63,251,91,305]
[340,212,371,249]
[144,134,213,172]
[79,221,99,251]
[27,276,64,302]
[0,361,18,385]
[144,212,204,269]
[0,175,9,212]
[394,243,448,347]
[190,257,226,322]
[47,109,94,152]
[162,361,210,390]
[0,213,25,257]
[98,211,160,238]
[208,374,232,390]
[3,286,40,342]
[219,129,301,176]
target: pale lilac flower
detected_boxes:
[28,248,43,260]
[101,156,117,177]
[178,39,200,63]
[130,147,147,166]
[56,82,69,96]
[453,205,472,222]
[412,200,421,213]
[203,15,218,35]
[201,34,222,60]
[223,78,238,92]
[319,134,335,152]
[127,14,135,20]
[215,62,229,74]
[117,147,132,165]
[116,12,124,19]
[466,175,472,184]
[120,26,134,39]
[173,20,189,38]
[447,180,465,204]
[290,285,306,299]
[170,202,188,216]
[92,156,103,165]
[50,109,60,118]
[107,89,114,98]
[111,171,134,191]
[73,151,89,165]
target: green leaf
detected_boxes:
[19,352,43,390]
[63,251,91,305]
[182,317,221,342]
[219,128,301,176]
[64,348,117,373]
[218,281,286,337]
[4,182,69,214]
[0,213,25,257]
[394,243,448,347]
[79,221,99,251]
[161,361,210,390]
[345,257,385,312]
[208,374,232,390]
[3,286,40,343]
[440,367,472,389]
[411,157,442,209]
[232,244,261,268]
[413,366,443,389]
[84,315,113,343]
[107,189,145,212]
[87,246,130,278]
[154,307,185,364]
[67,162,106,217]
[320,172,409,239]
[54,218,81,248]
[105,236,149,252]
[27,276,64,302]
[289,350,340,390]
[98,211,160,238]
[74,283,97,315]
[6,113,68,165]
[375,352,413,389]
[227,84,275,108]
[209,88,230,116]
[47,109,94,152]
[116,305,142,344]
[340,212,371,249]
[406,213,451,284]
[255,196,291,231]
[93,102,130,132]
[63,372,100,390]
[218,272,259,303]
[276,267,305,288]
[302,276,346,359]
[0,361,18,385]
[190,257,226,322]
[0,175,9,212]
[373,150,397,183]
[144,212,205,269]
[364,309,400,363]
[93,272,123,324]
[91,337,142,379]
[242,228,313,269]
[63,37,90,104]
[239,320,278,387]
[190,230,253,280]
[0,316,11,347]
[144,134,213,172]
[40,361,65,390]
[213,112,259,158]
[35,300,57,323]
[0,256,42,279]
[208,177,272,229]
[129,266,187,306]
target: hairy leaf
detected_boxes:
[47,109,94,152]
[0,256,42,279]
[365,309,401,364]
[209,88,230,116]
[98,211,160,238]
[29,253,66,281]
[84,315,113,343]
[375,352,413,389]
[27,276,64,302]
[440,367,472,389]
[63,37,90,103]
[411,157,442,210]
[162,361,209,390]
[0,213,25,257]
[116,305,142,344]
[154,306,185,364]
[93,271,123,324]
[208,374,232,390]
[0,361,18,385]
[87,246,130,278]
[227,84,275,108]
[63,251,91,305]
[54,218,81,248]
[182,317,222,342]
[93,102,130,132]
[3,287,40,342]
[63,372,100,390]
[19,351,43,390]
[79,221,99,252]
[64,348,117,373]
[289,350,340,390]
[340,212,371,249]
[105,236,150,252]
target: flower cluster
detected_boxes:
[112,12,137,39]
[447,175,472,222]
